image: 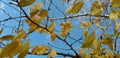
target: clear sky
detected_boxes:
[2,0,90,58]
[0,0,120,58]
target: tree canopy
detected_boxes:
[0,0,120,58]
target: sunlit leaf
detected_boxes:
[0,35,14,40]
[19,0,35,7]
[109,10,118,20]
[30,45,48,55]
[70,1,84,14]
[101,37,113,50]
[31,45,39,54]
[60,22,74,37]
[47,21,55,32]
[48,49,56,58]
[78,49,86,58]
[26,15,42,32]
[0,39,22,57]
[65,6,73,14]
[93,39,100,50]
[39,9,48,18]
[90,49,96,54]
[30,3,43,17]
[38,46,49,54]
[13,30,26,39]
[31,46,49,55]
[90,1,103,16]
[18,41,29,58]
[80,21,92,28]
[115,22,120,30]
[59,30,67,37]
[36,27,46,34]
[82,32,96,48]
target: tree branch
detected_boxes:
[50,13,109,20]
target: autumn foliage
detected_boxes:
[0,0,120,58]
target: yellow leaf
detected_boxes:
[81,32,96,48]
[97,48,105,55]
[85,53,91,58]
[111,0,120,8]
[70,1,84,14]
[37,46,49,55]
[47,21,55,32]
[113,50,120,58]
[90,49,96,54]
[0,39,22,57]
[39,9,48,18]
[36,28,46,34]
[19,0,35,7]
[13,30,26,39]
[80,21,91,28]
[83,29,88,37]
[60,22,74,29]
[101,37,113,50]
[93,39,100,50]
[90,1,103,16]
[59,30,67,37]
[51,32,56,42]
[18,41,29,58]
[30,3,43,17]
[105,50,114,58]
[0,49,2,54]
[115,22,119,30]
[65,6,73,14]
[31,45,39,54]
[0,35,14,40]
[48,49,56,58]
[0,28,3,35]
[26,15,42,32]
[109,10,118,20]
[60,22,74,37]
[78,49,86,58]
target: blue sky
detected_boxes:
[0,0,120,58]
[1,0,92,58]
